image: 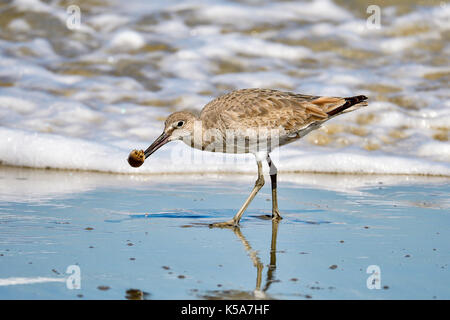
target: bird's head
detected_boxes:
[144,111,197,159]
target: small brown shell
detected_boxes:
[128,149,145,168]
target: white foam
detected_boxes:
[212,72,296,90]
[208,35,312,61]
[0,0,448,177]
[1,126,449,176]
[12,0,53,13]
[418,142,450,162]
[278,149,450,176]
[197,0,352,25]
[88,14,130,33]
[0,96,36,115]
[7,19,31,32]
[110,30,146,51]
[0,277,65,286]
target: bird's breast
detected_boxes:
[181,127,294,154]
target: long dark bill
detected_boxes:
[144,132,170,159]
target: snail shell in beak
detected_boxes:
[128,149,145,168]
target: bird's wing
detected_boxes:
[200,89,356,133]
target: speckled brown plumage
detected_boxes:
[199,88,367,150]
[142,88,368,156]
[137,88,368,227]
[202,89,364,130]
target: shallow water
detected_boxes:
[0,166,448,299]
[0,0,449,175]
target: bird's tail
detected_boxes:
[326,95,368,117]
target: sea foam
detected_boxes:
[0,0,448,176]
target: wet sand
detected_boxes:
[0,166,448,299]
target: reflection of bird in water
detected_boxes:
[199,220,280,300]
[136,89,368,227]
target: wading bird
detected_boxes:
[132,88,368,227]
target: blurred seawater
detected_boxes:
[0,0,449,175]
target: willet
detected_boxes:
[129,88,368,227]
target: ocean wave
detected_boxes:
[0,0,448,176]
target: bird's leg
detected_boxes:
[267,155,282,221]
[210,161,264,228]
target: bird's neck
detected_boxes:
[180,118,222,151]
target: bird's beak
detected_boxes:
[144,132,170,159]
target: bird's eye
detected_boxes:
[177,121,184,127]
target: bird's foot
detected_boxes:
[272,209,283,221]
[254,212,283,221]
[209,219,239,228]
